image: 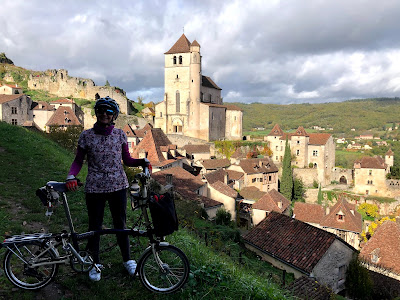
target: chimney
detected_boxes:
[166,174,173,186]
[224,172,228,184]
[325,206,330,215]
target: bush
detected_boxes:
[313,180,319,188]
[346,254,373,300]
[215,208,232,226]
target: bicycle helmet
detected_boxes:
[94,96,120,122]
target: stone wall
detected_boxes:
[28,69,129,114]
[332,168,353,185]
[293,168,318,187]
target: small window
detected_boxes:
[11,107,17,114]
[173,56,177,64]
[297,141,300,144]
[275,156,278,160]
[11,119,17,125]
[369,170,372,176]
[179,56,182,64]
[296,150,300,156]
[313,150,318,157]
[276,146,279,150]
[252,178,256,183]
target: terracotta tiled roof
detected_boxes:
[2,84,22,89]
[133,123,153,138]
[200,158,230,170]
[360,220,400,275]
[239,186,266,201]
[0,94,21,104]
[288,276,333,300]
[50,98,75,104]
[231,147,247,159]
[239,157,278,174]
[293,202,325,224]
[46,106,81,126]
[204,168,226,184]
[202,76,221,90]
[164,34,191,54]
[354,156,386,169]
[309,133,331,145]
[32,101,55,111]
[152,167,205,195]
[293,126,309,136]
[131,128,180,166]
[182,144,210,154]
[268,124,284,136]
[123,124,136,137]
[224,104,242,111]
[226,169,244,180]
[386,149,394,156]
[320,198,362,233]
[195,193,223,209]
[243,212,337,274]
[252,189,290,213]
[210,181,238,198]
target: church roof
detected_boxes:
[268,124,284,136]
[191,40,200,47]
[164,34,192,54]
[202,76,221,90]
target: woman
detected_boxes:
[66,96,150,281]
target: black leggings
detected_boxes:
[86,189,130,263]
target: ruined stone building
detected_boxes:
[154,34,242,142]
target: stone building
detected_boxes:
[265,124,335,186]
[0,84,23,95]
[243,212,355,294]
[0,94,33,126]
[353,154,392,197]
[154,34,242,141]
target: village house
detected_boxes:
[0,84,23,95]
[264,124,335,186]
[228,157,278,192]
[202,168,239,221]
[181,144,211,162]
[251,189,291,225]
[45,105,81,132]
[197,158,230,174]
[130,127,186,172]
[294,198,363,250]
[140,106,155,123]
[0,94,33,127]
[151,166,222,219]
[154,34,242,141]
[123,123,153,152]
[360,218,400,281]
[353,152,393,197]
[243,212,355,293]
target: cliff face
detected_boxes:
[0,53,14,65]
[28,69,130,114]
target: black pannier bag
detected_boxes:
[149,192,178,237]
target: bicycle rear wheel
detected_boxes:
[3,241,59,290]
[138,244,189,294]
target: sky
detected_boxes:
[1,0,400,105]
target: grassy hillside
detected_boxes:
[0,122,291,299]
[231,98,400,135]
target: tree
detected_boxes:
[293,178,305,203]
[137,96,144,105]
[346,254,373,300]
[280,137,293,200]
[317,184,323,204]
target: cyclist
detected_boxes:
[65,96,151,281]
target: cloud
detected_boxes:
[1,0,400,104]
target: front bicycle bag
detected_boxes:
[149,192,178,237]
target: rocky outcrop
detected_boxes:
[0,53,14,65]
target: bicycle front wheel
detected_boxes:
[3,241,59,290]
[138,244,189,294]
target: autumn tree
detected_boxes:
[280,137,293,200]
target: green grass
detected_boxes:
[0,122,292,299]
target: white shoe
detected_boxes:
[123,260,137,276]
[89,264,102,281]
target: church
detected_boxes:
[154,34,242,142]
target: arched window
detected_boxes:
[179,56,182,64]
[173,56,177,64]
[176,91,180,113]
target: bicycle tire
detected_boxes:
[3,241,59,290]
[138,244,189,294]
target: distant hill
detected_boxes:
[231,98,400,136]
